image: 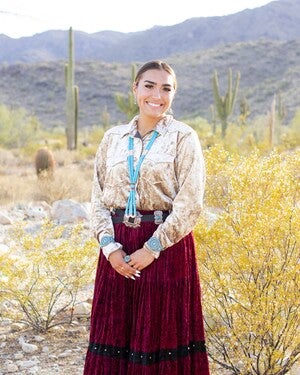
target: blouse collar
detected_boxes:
[128,114,173,137]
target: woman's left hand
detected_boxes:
[127,247,155,271]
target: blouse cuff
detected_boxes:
[99,235,122,260]
[143,236,163,259]
[101,241,123,260]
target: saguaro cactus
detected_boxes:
[115,64,139,121]
[65,27,79,150]
[239,95,250,125]
[268,94,276,148]
[212,68,240,138]
[277,91,286,123]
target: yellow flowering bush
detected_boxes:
[0,222,98,332]
[195,146,300,374]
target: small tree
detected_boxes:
[195,146,300,374]
[212,68,240,138]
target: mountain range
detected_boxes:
[0,0,299,127]
[1,0,300,64]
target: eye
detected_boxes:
[145,83,154,89]
[163,87,172,92]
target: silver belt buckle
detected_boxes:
[154,210,164,224]
[123,211,142,228]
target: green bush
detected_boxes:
[0,104,41,149]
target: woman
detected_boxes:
[84,60,210,374]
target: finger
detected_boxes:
[116,264,140,279]
[129,262,139,270]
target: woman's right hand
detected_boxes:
[108,250,140,280]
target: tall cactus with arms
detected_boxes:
[115,64,139,121]
[65,27,79,150]
[213,68,240,138]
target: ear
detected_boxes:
[132,82,137,94]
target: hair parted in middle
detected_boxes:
[134,60,177,91]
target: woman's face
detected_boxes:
[133,69,176,120]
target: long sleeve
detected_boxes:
[90,133,116,244]
[146,129,205,250]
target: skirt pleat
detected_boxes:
[83,218,210,375]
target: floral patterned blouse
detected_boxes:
[91,114,206,253]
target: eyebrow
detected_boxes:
[144,80,173,88]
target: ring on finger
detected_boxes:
[124,255,131,263]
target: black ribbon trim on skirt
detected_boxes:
[88,340,207,365]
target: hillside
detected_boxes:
[0,0,299,64]
[0,39,299,127]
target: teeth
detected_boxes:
[148,102,160,107]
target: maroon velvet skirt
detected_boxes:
[83,215,210,375]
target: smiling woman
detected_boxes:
[83,60,210,374]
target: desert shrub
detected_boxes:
[188,112,300,155]
[279,109,300,151]
[87,125,106,148]
[33,161,93,203]
[0,222,98,332]
[0,104,41,148]
[195,146,300,374]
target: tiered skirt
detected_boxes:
[83,217,210,374]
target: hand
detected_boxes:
[108,250,140,279]
[127,247,155,271]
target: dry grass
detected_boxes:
[0,149,94,205]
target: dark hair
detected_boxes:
[134,60,177,91]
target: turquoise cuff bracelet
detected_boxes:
[100,235,115,247]
[146,237,163,253]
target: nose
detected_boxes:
[151,87,161,98]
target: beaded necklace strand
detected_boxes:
[124,130,159,218]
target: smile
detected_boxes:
[147,102,162,107]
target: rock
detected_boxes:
[24,201,51,220]
[33,335,45,342]
[17,359,39,369]
[73,301,92,317]
[24,222,42,234]
[42,346,50,353]
[5,363,19,373]
[58,349,73,358]
[0,243,9,255]
[28,366,40,374]
[14,352,24,360]
[11,322,27,332]
[18,336,39,354]
[50,199,89,224]
[0,212,12,225]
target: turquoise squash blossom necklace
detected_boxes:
[124,130,159,227]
